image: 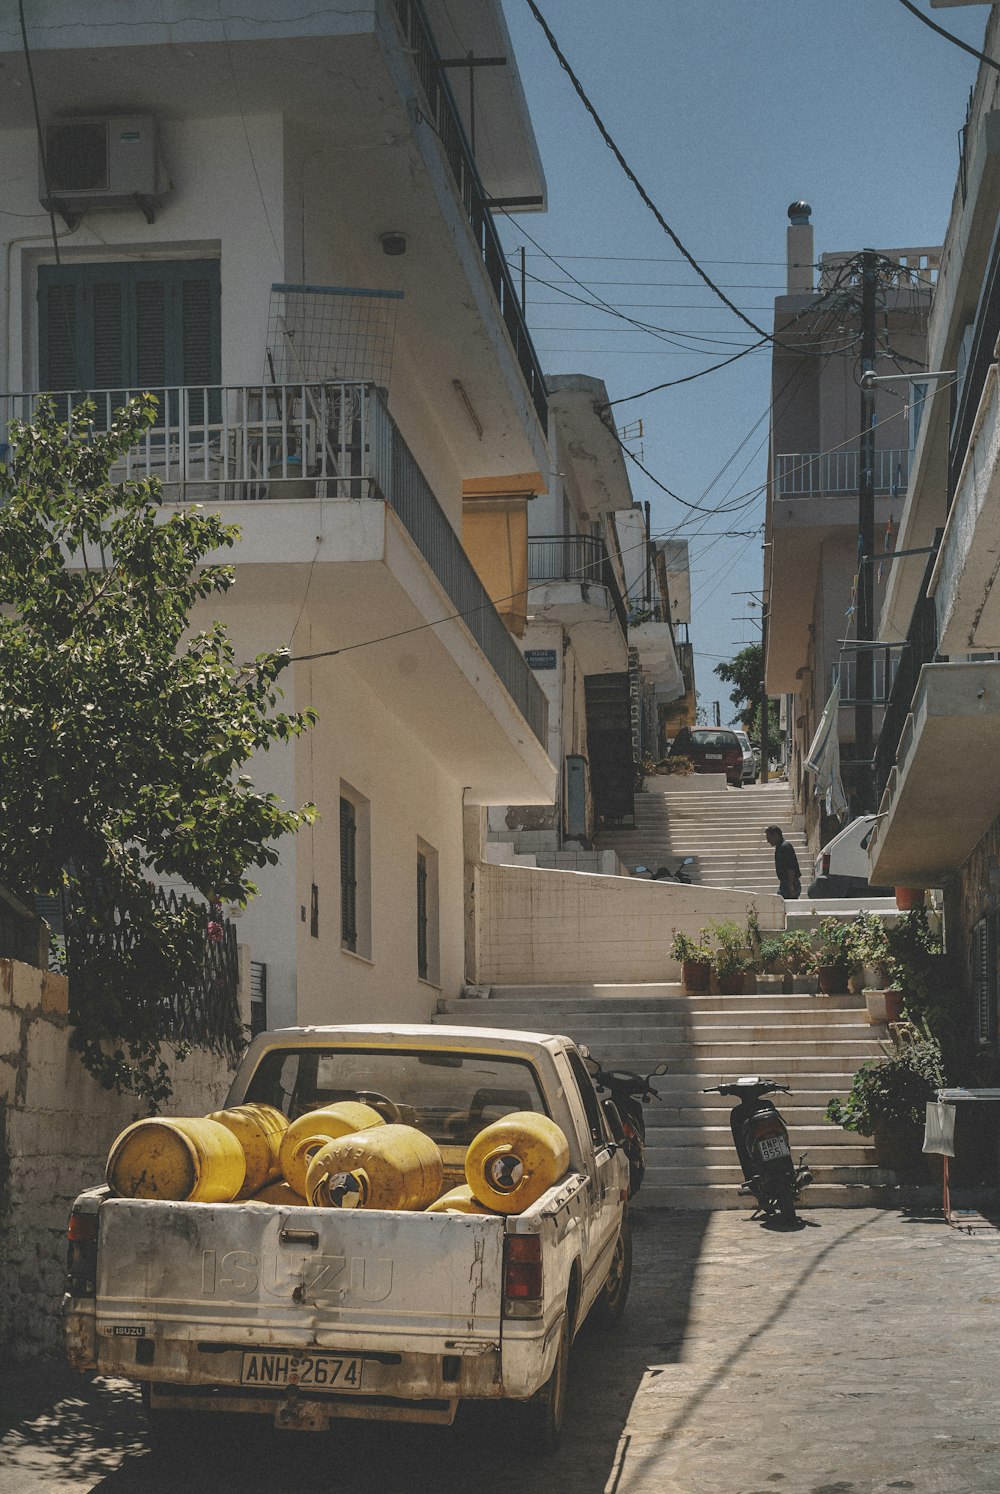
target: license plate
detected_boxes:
[705,753,722,761]
[758,1136,790,1162]
[241,1351,366,1392]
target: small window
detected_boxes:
[340,782,371,959]
[565,1048,606,1148]
[416,837,440,985]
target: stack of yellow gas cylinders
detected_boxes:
[105,1103,569,1217]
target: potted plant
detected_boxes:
[814,917,855,996]
[849,911,903,1023]
[756,936,787,992]
[708,919,755,995]
[825,1026,945,1180]
[671,929,712,993]
[771,930,815,993]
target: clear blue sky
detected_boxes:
[497,0,986,720]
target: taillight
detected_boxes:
[67,1210,98,1298]
[754,1118,783,1140]
[622,1120,637,1140]
[822,853,831,876]
[503,1234,542,1307]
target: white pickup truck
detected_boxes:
[64,1024,632,1453]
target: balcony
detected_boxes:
[628,618,683,694]
[3,382,553,803]
[527,535,629,675]
[775,449,909,500]
[931,358,1000,653]
[868,661,1000,888]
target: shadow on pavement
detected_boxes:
[0,1210,712,1494]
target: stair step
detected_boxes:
[632,1181,936,1210]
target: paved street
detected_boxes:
[3,1207,1000,1494]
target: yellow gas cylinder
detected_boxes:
[106,1116,246,1203]
[252,1179,307,1207]
[207,1103,288,1198]
[278,1103,385,1197]
[425,1184,498,1216]
[464,1112,569,1215]
[305,1124,443,1210]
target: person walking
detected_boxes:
[765,825,801,900]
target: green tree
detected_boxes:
[714,642,780,745]
[0,396,316,1103]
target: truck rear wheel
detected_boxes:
[591,1213,633,1329]
[515,1313,569,1455]
[140,1384,200,1459]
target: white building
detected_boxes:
[1,0,560,1028]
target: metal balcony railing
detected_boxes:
[873,541,941,807]
[390,0,548,432]
[1,383,547,748]
[528,534,629,640]
[950,222,1000,503]
[775,448,908,499]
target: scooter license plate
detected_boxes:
[758,1136,790,1162]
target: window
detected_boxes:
[972,915,997,1044]
[37,258,221,401]
[249,961,267,1037]
[339,782,371,959]
[416,837,439,985]
[565,1047,607,1149]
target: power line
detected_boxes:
[895,0,1000,73]
[523,0,802,351]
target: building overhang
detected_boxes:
[765,495,895,695]
[868,661,1000,886]
[184,496,557,806]
[527,583,628,675]
[930,363,1000,652]
[628,620,682,692]
[546,376,635,517]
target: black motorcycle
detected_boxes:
[632,857,695,884]
[703,1077,813,1223]
[585,1058,668,1197]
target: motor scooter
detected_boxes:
[584,1058,668,1197]
[632,857,695,884]
[703,1076,813,1223]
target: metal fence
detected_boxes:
[528,534,629,640]
[1,383,548,748]
[390,0,548,431]
[775,448,908,499]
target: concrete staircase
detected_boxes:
[435,982,903,1209]
[597,777,809,896]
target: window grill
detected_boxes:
[340,798,358,953]
[250,961,267,1038]
[417,852,429,981]
[973,915,997,1044]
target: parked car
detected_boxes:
[807,815,894,898]
[733,729,758,784]
[668,727,744,787]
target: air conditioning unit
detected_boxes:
[39,115,167,225]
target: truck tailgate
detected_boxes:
[96,1199,505,1356]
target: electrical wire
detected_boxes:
[216,0,284,271]
[895,0,1000,74]
[17,0,60,267]
[522,0,810,352]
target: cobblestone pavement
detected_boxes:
[2,1207,1000,1494]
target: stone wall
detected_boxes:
[471,863,785,986]
[0,958,238,1358]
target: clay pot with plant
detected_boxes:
[671,929,711,993]
[814,917,856,996]
[825,1026,945,1181]
[708,919,755,995]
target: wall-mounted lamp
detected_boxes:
[379,231,408,257]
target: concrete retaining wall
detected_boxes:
[471,863,785,985]
[0,959,238,1357]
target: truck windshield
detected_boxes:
[244,1047,548,1146]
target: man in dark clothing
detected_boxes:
[765,825,801,900]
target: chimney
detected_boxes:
[786,201,814,295]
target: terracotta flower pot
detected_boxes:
[873,1118,925,1180]
[716,971,751,995]
[895,886,924,911]
[864,988,904,1025]
[682,960,710,993]
[817,964,849,996]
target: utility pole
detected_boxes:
[855,250,878,813]
[760,601,770,784]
